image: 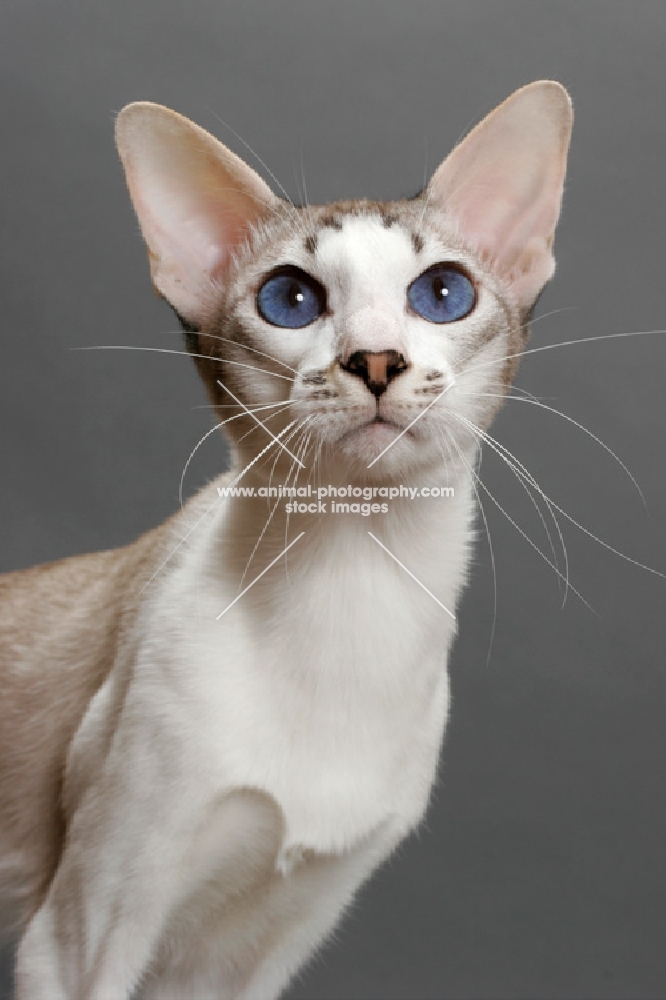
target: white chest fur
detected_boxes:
[53,480,471,998]
[126,481,472,858]
[11,81,574,1000]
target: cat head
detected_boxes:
[116,81,572,482]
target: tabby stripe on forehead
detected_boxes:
[306,212,423,255]
[305,213,344,252]
[319,215,343,231]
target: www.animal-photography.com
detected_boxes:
[1,3,666,999]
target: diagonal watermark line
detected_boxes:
[217,379,306,468]
[140,422,298,596]
[366,379,455,469]
[216,532,306,620]
[367,532,456,620]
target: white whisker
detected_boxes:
[283,423,314,587]
[74,345,295,382]
[196,330,300,375]
[458,408,666,586]
[458,327,666,383]
[236,402,294,446]
[141,420,299,594]
[521,305,579,331]
[237,418,313,592]
[179,401,293,510]
[454,412,569,603]
[458,390,647,507]
[193,402,298,410]
[217,379,305,467]
[205,108,309,241]
[443,430,498,665]
[457,434,594,612]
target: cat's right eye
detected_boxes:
[257,268,326,329]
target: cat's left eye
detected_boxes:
[407,264,476,324]
[257,268,326,329]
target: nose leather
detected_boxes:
[341,349,409,397]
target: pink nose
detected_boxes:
[341,349,409,397]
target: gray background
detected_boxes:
[1,2,666,997]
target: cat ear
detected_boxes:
[115,102,280,325]
[426,81,573,312]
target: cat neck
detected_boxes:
[199,440,478,601]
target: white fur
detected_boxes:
[9,83,572,998]
[15,477,473,999]
[14,216,479,996]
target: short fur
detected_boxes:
[0,82,572,998]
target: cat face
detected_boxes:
[202,200,520,480]
[115,82,572,481]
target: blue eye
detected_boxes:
[407,265,476,324]
[257,269,325,328]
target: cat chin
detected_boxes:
[329,423,442,482]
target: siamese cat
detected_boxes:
[0,81,572,998]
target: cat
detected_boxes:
[0,80,572,998]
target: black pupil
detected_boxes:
[433,276,449,300]
[288,281,305,308]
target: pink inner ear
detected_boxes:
[427,82,572,311]
[443,164,564,310]
[132,178,258,321]
[448,150,555,260]
[116,103,279,326]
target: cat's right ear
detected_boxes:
[115,103,279,326]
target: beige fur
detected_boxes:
[0,522,166,926]
[0,82,572,999]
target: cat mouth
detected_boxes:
[338,414,410,444]
[368,416,402,430]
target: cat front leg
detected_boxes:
[15,763,284,999]
[140,830,401,1000]
[14,841,173,1000]
[15,890,156,1000]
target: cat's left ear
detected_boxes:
[115,103,280,326]
[426,81,573,312]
